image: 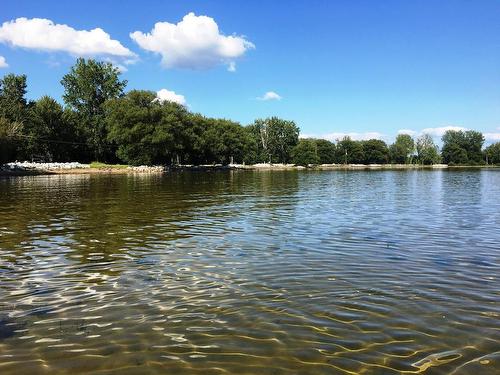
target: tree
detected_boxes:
[335,136,364,164]
[106,90,173,165]
[441,130,485,165]
[0,74,29,124]
[315,139,336,164]
[362,139,389,164]
[485,142,500,164]
[389,134,415,164]
[249,117,299,163]
[0,117,22,163]
[463,130,484,164]
[291,139,319,166]
[416,134,440,165]
[61,58,127,161]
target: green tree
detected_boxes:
[335,136,364,164]
[249,117,299,163]
[315,139,336,164]
[0,74,29,124]
[416,134,440,165]
[0,117,22,163]
[389,134,415,164]
[441,130,485,165]
[106,90,169,165]
[61,58,127,161]
[485,142,500,164]
[291,139,320,166]
[362,139,389,164]
[105,90,192,165]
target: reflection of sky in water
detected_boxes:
[0,170,499,374]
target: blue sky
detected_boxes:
[1,0,499,143]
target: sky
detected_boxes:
[1,0,499,143]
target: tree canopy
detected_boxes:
[0,61,494,167]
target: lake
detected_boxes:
[0,170,498,374]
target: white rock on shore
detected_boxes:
[3,162,90,170]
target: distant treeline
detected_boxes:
[1,58,499,166]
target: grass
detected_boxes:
[89,162,129,169]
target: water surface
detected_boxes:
[0,170,499,374]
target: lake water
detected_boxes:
[0,170,498,374]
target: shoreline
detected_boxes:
[1,162,499,177]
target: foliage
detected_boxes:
[291,139,320,166]
[0,117,22,163]
[61,58,127,161]
[248,117,299,163]
[315,139,336,164]
[0,66,495,168]
[484,142,500,164]
[362,139,389,164]
[335,136,364,164]
[0,74,29,124]
[105,90,176,165]
[416,134,440,165]
[441,130,484,165]
[389,134,415,164]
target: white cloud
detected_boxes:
[156,88,186,105]
[484,133,500,142]
[420,126,468,137]
[0,17,136,62]
[397,129,417,136]
[130,12,254,70]
[257,91,282,101]
[227,61,236,72]
[302,132,385,141]
[0,55,7,68]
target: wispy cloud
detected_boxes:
[257,91,282,101]
[484,132,500,142]
[0,55,7,68]
[301,132,385,141]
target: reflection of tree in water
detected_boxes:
[0,171,299,267]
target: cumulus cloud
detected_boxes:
[0,55,7,68]
[257,91,282,101]
[156,88,186,105]
[301,132,385,142]
[0,17,136,62]
[130,12,254,70]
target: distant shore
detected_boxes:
[2,161,499,177]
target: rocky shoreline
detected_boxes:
[3,161,496,177]
[0,162,165,176]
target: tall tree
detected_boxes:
[249,117,299,163]
[335,136,364,164]
[315,139,336,164]
[389,134,415,164]
[0,74,31,161]
[484,142,500,164]
[441,130,485,165]
[362,139,389,164]
[416,134,440,165]
[61,58,127,161]
[0,74,29,124]
[291,139,319,166]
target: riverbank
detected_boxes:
[2,161,499,176]
[0,162,165,176]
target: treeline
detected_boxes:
[1,58,499,166]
